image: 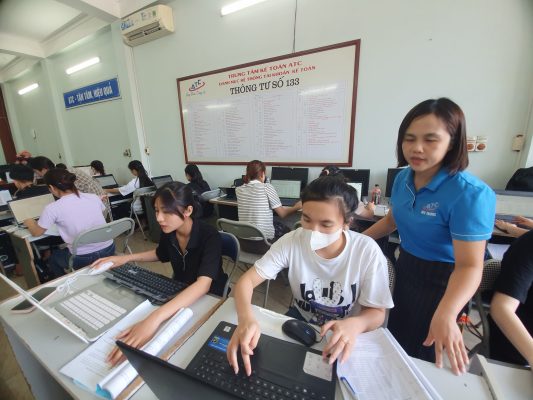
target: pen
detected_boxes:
[340,376,359,400]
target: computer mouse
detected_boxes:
[88,261,114,275]
[281,319,317,347]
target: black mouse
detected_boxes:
[282,319,317,347]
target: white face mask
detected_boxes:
[309,228,343,251]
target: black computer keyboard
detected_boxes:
[191,351,325,400]
[104,264,187,305]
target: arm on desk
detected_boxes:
[491,292,533,368]
[105,187,120,194]
[91,249,159,269]
[273,200,302,218]
[495,220,528,238]
[227,267,266,376]
[23,218,46,237]
[513,216,533,229]
[362,207,396,238]
[107,275,213,366]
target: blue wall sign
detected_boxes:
[63,78,121,109]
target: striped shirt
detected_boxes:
[236,180,282,239]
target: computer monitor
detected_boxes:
[152,175,173,189]
[340,169,370,197]
[494,189,533,218]
[271,167,309,189]
[73,165,93,176]
[0,190,12,212]
[346,182,363,201]
[385,168,405,198]
[0,164,11,182]
[270,180,301,199]
[8,193,55,224]
[94,174,119,189]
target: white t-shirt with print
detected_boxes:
[119,177,141,213]
[255,228,394,325]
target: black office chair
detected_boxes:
[219,231,239,298]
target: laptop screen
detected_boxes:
[152,175,173,188]
[94,174,118,188]
[8,193,55,224]
[271,167,309,188]
[270,180,301,199]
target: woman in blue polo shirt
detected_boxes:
[364,98,495,375]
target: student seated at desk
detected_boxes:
[104,160,153,214]
[227,176,393,375]
[489,229,533,368]
[90,160,105,176]
[363,98,495,375]
[92,182,227,366]
[23,169,115,278]
[495,216,533,238]
[9,164,49,199]
[237,160,301,240]
[29,156,111,218]
[185,164,213,218]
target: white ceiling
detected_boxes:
[0,0,163,82]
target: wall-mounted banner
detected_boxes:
[63,78,121,109]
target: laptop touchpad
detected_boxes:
[258,340,305,379]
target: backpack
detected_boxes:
[505,167,533,192]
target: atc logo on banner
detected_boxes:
[63,78,121,109]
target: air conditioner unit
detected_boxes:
[121,5,174,47]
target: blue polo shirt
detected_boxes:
[391,167,495,263]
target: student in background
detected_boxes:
[104,160,153,214]
[363,98,495,375]
[184,164,210,195]
[319,165,342,177]
[185,164,213,218]
[489,229,533,367]
[14,150,32,165]
[90,160,106,176]
[92,182,227,365]
[237,160,301,240]
[227,176,393,375]
[23,169,115,278]
[9,164,49,199]
[494,216,533,238]
[29,156,111,218]
[56,163,67,169]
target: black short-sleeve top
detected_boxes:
[155,219,224,295]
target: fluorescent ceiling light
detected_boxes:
[65,57,100,75]
[221,0,268,16]
[18,83,39,95]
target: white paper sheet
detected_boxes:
[337,328,441,400]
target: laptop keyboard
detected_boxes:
[104,264,188,305]
[192,350,326,400]
[57,289,126,330]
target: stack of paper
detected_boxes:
[337,328,441,400]
[60,300,193,399]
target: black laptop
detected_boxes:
[220,187,237,200]
[94,174,119,189]
[118,321,337,400]
[152,175,173,189]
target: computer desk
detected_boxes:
[165,297,496,399]
[0,271,222,400]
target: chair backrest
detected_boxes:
[219,231,239,298]
[71,217,135,256]
[200,188,221,201]
[386,257,395,293]
[478,259,502,292]
[216,218,271,255]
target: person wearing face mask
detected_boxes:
[227,176,393,376]
[236,160,302,240]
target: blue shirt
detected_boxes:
[391,167,496,263]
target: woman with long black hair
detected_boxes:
[105,160,153,213]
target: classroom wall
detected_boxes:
[130,0,533,189]
[2,0,533,191]
[2,28,138,183]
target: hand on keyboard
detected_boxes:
[107,312,163,366]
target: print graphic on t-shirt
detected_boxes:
[421,201,439,217]
[296,279,357,325]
